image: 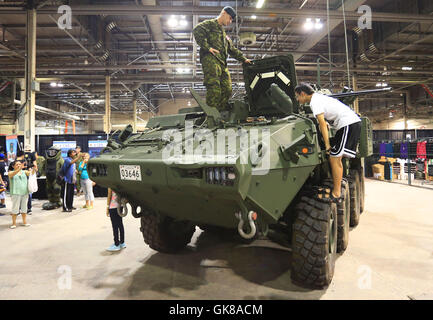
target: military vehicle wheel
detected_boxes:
[359,167,365,213]
[291,196,338,288]
[322,179,350,253]
[349,170,361,227]
[140,214,196,253]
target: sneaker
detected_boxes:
[27,210,32,215]
[72,207,77,210]
[82,205,88,209]
[86,205,93,210]
[106,244,121,252]
[10,225,16,229]
[22,223,31,227]
[119,243,126,249]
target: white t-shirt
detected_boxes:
[310,93,361,130]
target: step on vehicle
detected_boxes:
[89,54,387,288]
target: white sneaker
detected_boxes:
[22,223,31,227]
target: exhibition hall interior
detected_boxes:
[0,0,432,302]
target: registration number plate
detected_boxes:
[119,165,142,181]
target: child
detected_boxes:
[106,188,126,251]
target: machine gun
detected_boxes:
[329,86,393,105]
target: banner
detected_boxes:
[53,141,76,159]
[6,135,18,164]
[88,140,107,158]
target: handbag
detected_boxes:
[28,172,38,193]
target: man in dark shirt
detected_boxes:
[23,145,38,214]
[61,149,83,212]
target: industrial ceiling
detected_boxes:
[1,0,433,126]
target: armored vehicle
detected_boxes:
[88,55,389,288]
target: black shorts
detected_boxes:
[330,122,361,158]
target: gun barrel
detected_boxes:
[329,87,392,98]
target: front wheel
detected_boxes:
[140,214,196,253]
[291,195,338,289]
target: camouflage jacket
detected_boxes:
[193,18,246,66]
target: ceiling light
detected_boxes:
[251,15,257,20]
[177,68,191,74]
[256,0,265,9]
[88,99,104,105]
[402,66,413,71]
[304,18,313,30]
[315,18,323,29]
[179,19,188,27]
[167,15,178,28]
[57,83,64,87]
[50,82,57,87]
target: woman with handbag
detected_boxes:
[8,160,36,229]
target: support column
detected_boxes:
[104,75,111,133]
[132,92,137,133]
[352,74,359,114]
[25,7,37,149]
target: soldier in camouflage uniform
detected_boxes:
[193,6,251,112]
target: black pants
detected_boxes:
[61,181,75,210]
[27,193,32,211]
[109,208,124,246]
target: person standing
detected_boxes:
[78,153,95,210]
[106,188,126,252]
[0,153,8,209]
[23,145,38,215]
[61,149,83,212]
[8,160,35,228]
[75,146,82,196]
[193,6,251,112]
[295,83,362,202]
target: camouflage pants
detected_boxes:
[46,178,62,205]
[201,54,232,111]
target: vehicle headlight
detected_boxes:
[205,167,236,186]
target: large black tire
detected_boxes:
[322,179,350,253]
[291,195,338,289]
[349,170,361,227]
[140,214,196,253]
[359,167,365,214]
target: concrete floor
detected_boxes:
[0,179,432,300]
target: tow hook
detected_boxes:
[235,210,258,239]
[117,197,129,217]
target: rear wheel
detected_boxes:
[291,195,338,288]
[349,170,361,227]
[359,167,365,213]
[140,214,196,253]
